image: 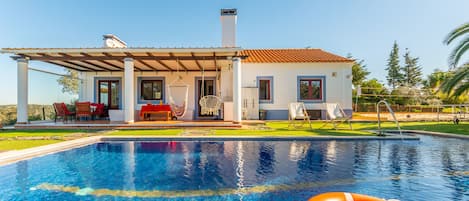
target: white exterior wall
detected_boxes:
[81,71,218,120]
[79,62,352,120]
[241,62,353,117]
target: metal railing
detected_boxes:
[377,100,402,137]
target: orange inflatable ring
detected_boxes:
[308,192,399,201]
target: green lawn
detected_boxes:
[0,129,91,138]
[0,129,98,151]
[349,121,469,135]
[0,140,63,151]
[110,121,469,136]
[111,122,373,136]
[0,121,467,151]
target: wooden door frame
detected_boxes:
[94,77,122,109]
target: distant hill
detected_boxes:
[0,104,55,125]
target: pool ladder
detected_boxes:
[377,100,403,137]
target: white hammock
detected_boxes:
[167,76,189,118]
[199,95,222,116]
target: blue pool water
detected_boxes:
[0,135,467,201]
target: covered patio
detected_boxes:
[2,47,245,127]
[13,120,243,129]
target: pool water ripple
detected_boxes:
[0,135,468,201]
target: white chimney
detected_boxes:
[103,34,127,48]
[220,9,237,47]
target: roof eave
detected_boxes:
[0,47,243,54]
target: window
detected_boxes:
[138,77,165,104]
[257,76,273,103]
[297,76,325,102]
[141,80,163,100]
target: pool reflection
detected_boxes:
[4,136,468,201]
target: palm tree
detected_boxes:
[443,22,469,68]
[442,23,469,97]
[441,63,469,97]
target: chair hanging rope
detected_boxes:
[167,58,189,118]
[199,56,222,116]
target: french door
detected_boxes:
[196,78,216,119]
[98,80,120,109]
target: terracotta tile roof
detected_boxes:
[240,49,353,63]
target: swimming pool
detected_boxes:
[0,135,467,201]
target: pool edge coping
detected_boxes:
[400,130,469,139]
[0,136,101,166]
[100,135,419,141]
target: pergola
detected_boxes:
[1,47,244,124]
[3,47,242,71]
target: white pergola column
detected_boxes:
[232,57,242,123]
[78,72,86,102]
[124,58,134,123]
[17,58,29,124]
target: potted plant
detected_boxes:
[259,109,267,120]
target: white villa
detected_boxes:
[2,9,353,125]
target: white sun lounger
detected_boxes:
[322,103,352,130]
[288,102,312,129]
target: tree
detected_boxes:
[441,64,469,98]
[361,79,387,95]
[347,54,370,86]
[441,23,469,98]
[386,41,403,89]
[424,69,468,104]
[423,69,451,90]
[443,22,469,68]
[57,69,79,95]
[357,78,388,104]
[402,49,422,87]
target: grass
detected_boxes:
[396,122,469,135]
[346,121,469,135]
[0,129,91,138]
[111,122,374,136]
[0,140,63,151]
[0,121,467,151]
[112,121,469,136]
[0,129,98,151]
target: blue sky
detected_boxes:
[0,0,468,105]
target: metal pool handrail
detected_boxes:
[377,100,402,137]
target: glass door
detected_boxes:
[197,79,216,118]
[98,80,120,109]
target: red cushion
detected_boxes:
[140,104,172,116]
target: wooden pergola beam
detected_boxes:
[169,53,189,71]
[137,59,158,71]
[102,52,142,71]
[213,52,218,70]
[80,53,121,70]
[27,55,234,61]
[44,61,92,72]
[58,53,114,71]
[124,52,151,71]
[36,53,108,71]
[191,52,203,70]
[146,52,173,71]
